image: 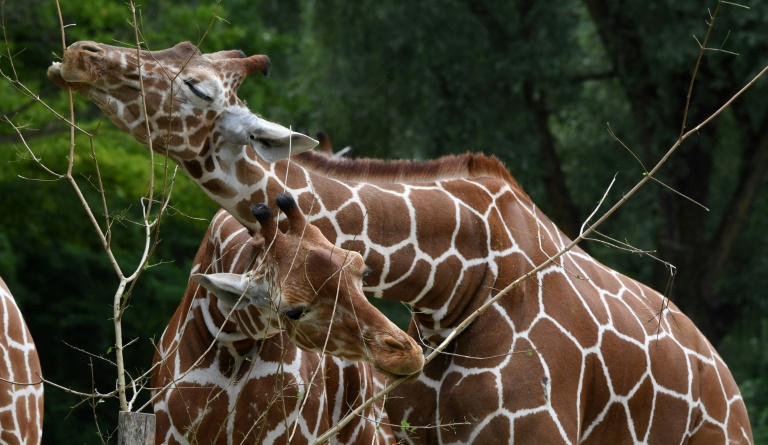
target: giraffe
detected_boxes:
[50,41,753,443]
[152,193,422,444]
[0,277,44,445]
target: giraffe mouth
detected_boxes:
[374,366,422,383]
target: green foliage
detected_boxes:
[1,0,768,442]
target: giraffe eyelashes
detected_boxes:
[183,79,213,101]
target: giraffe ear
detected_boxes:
[191,273,272,311]
[217,108,318,162]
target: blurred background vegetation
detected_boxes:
[0,0,766,443]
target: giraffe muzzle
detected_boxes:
[370,333,424,382]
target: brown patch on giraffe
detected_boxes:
[313,178,354,212]
[364,192,410,247]
[439,371,499,443]
[202,178,238,199]
[245,145,259,161]
[440,179,495,215]
[204,154,215,173]
[486,205,514,251]
[606,293,650,342]
[411,189,457,259]
[125,102,141,123]
[235,159,262,186]
[647,392,690,443]
[452,303,513,369]
[155,114,183,132]
[152,132,184,149]
[496,338,548,412]
[199,138,212,157]
[385,245,418,283]
[540,272,600,348]
[293,192,323,218]
[527,318,582,439]
[599,330,647,397]
[188,123,210,149]
[626,376,654,440]
[513,411,568,443]
[183,159,204,179]
[648,335,689,394]
[335,204,364,235]
[697,358,728,424]
[144,91,164,113]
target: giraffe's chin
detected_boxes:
[374,366,422,384]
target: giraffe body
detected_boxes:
[51,41,753,444]
[0,278,43,445]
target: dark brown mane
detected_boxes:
[293,150,523,189]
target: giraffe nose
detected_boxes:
[382,335,413,351]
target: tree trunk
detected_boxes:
[118,412,156,445]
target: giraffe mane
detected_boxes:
[292,150,524,189]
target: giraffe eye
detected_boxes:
[284,307,306,321]
[183,80,212,101]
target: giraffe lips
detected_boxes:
[47,62,88,89]
[374,366,422,383]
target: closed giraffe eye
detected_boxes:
[183,79,212,101]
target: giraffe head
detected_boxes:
[47,41,317,162]
[194,194,425,380]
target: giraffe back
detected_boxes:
[0,277,44,445]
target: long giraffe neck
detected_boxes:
[152,209,393,444]
[184,148,540,335]
[0,277,44,445]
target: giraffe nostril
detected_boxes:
[383,336,411,351]
[78,43,104,57]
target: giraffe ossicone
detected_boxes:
[52,40,753,444]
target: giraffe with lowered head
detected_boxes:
[50,40,753,444]
[152,193,422,444]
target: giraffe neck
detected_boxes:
[192,210,282,344]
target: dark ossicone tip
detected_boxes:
[250,202,273,224]
[262,56,271,77]
[275,194,297,212]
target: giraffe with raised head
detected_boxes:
[152,193,422,444]
[50,41,753,443]
[0,277,44,445]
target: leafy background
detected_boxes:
[1,0,766,442]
